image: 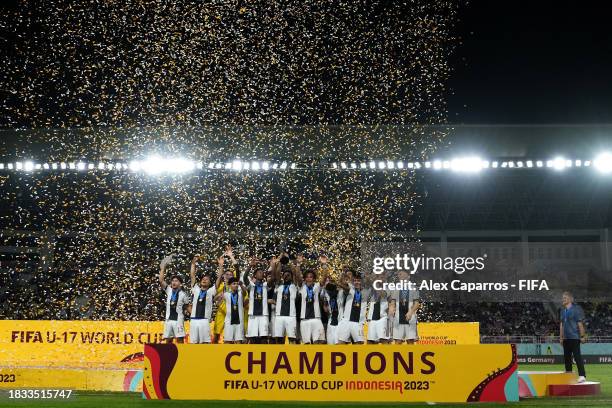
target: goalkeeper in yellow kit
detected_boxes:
[213,245,241,343]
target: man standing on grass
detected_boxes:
[560,291,587,383]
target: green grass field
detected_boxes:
[1,365,610,408]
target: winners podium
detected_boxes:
[0,321,601,402]
[143,343,520,402]
[518,371,601,398]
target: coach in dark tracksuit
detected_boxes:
[560,291,587,382]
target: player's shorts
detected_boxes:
[326,323,340,345]
[367,317,389,342]
[392,321,418,341]
[190,318,211,343]
[338,320,364,343]
[300,319,325,344]
[213,311,226,335]
[274,315,297,338]
[224,323,244,342]
[163,320,185,339]
[247,315,269,338]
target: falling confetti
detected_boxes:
[0,0,461,320]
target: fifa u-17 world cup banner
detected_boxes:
[143,344,518,402]
[0,321,479,369]
[0,320,166,369]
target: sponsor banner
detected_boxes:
[0,320,166,368]
[143,344,518,402]
[0,367,142,392]
[518,355,612,364]
[518,342,612,355]
[0,321,479,369]
[416,322,479,344]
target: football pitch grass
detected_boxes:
[1,365,610,408]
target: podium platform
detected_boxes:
[143,343,519,402]
[518,371,601,398]
[549,381,601,397]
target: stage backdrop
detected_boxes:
[0,320,479,368]
[143,344,518,403]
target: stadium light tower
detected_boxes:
[129,160,142,172]
[168,158,195,173]
[141,156,163,174]
[232,160,243,171]
[132,156,197,174]
[552,156,566,171]
[450,156,483,173]
[594,152,612,174]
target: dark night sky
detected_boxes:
[448,0,612,124]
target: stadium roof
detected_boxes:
[1,124,611,161]
[1,124,610,233]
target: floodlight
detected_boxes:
[594,152,612,173]
[451,157,483,173]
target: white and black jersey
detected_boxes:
[275,282,298,317]
[390,288,420,324]
[245,279,268,316]
[223,290,245,325]
[164,286,188,322]
[190,284,216,320]
[341,284,369,324]
[299,283,322,320]
[367,290,389,321]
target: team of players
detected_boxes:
[159,246,421,344]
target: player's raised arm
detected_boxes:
[270,256,281,285]
[190,256,199,289]
[242,262,253,287]
[239,280,248,296]
[292,253,303,280]
[317,255,330,286]
[215,255,225,290]
[294,257,304,287]
[159,254,173,290]
[225,245,239,277]
[247,256,259,279]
